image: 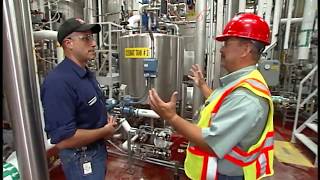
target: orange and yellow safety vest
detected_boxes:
[184,70,274,180]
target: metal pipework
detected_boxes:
[134,108,160,119]
[159,22,180,35]
[213,0,224,87]
[33,30,57,41]
[3,0,49,179]
[192,0,207,113]
[33,30,64,64]
[267,0,283,59]
[119,107,160,119]
[84,0,95,24]
[283,0,294,50]
[121,134,139,150]
[238,0,246,13]
[297,0,317,60]
[280,18,303,23]
[206,0,215,88]
[257,0,273,25]
[128,14,141,28]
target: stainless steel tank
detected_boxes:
[58,0,84,20]
[119,33,184,102]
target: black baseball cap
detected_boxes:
[57,18,101,44]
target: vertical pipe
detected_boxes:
[238,0,246,13]
[213,0,224,88]
[38,0,45,13]
[98,0,103,49]
[297,0,317,60]
[265,0,273,25]
[47,1,52,30]
[270,0,283,44]
[176,37,183,99]
[207,0,214,88]
[257,0,264,16]
[284,0,294,50]
[84,0,95,24]
[57,45,64,64]
[192,0,207,113]
[227,0,233,21]
[3,0,49,180]
[108,23,113,98]
[180,83,186,117]
[266,0,283,59]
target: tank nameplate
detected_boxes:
[125,48,151,58]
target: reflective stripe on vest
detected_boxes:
[207,78,270,127]
[225,132,274,166]
[187,147,218,180]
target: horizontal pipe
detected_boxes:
[121,134,139,150]
[280,17,303,23]
[119,118,132,132]
[33,30,57,41]
[159,22,180,35]
[134,108,160,119]
[128,14,141,28]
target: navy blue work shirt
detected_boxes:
[41,58,107,144]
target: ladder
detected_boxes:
[291,65,318,167]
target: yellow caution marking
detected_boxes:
[125,48,151,58]
[274,140,314,168]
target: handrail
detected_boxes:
[291,65,318,141]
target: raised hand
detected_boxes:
[148,88,178,121]
[188,64,206,88]
[104,115,117,135]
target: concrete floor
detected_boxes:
[49,116,318,180]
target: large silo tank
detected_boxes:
[119,33,184,102]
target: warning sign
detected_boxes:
[125,48,151,58]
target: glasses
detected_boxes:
[67,34,95,42]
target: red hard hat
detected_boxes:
[215,13,271,45]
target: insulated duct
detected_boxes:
[33,30,57,41]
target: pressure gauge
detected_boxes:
[264,64,271,70]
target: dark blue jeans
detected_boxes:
[58,141,107,180]
[218,173,244,180]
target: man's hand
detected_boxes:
[103,116,117,136]
[148,88,178,122]
[188,64,213,98]
[188,64,206,88]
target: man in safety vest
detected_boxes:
[148,13,274,180]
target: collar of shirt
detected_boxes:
[64,57,92,78]
[219,65,257,87]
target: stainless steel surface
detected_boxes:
[284,0,294,50]
[297,0,317,60]
[206,0,215,88]
[84,0,96,23]
[192,0,207,113]
[58,0,84,20]
[102,0,121,23]
[3,0,49,179]
[213,0,224,86]
[119,33,184,102]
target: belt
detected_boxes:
[76,139,105,151]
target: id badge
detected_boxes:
[80,155,93,175]
[83,162,92,175]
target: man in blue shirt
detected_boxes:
[41,18,117,180]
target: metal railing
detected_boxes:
[291,65,318,167]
